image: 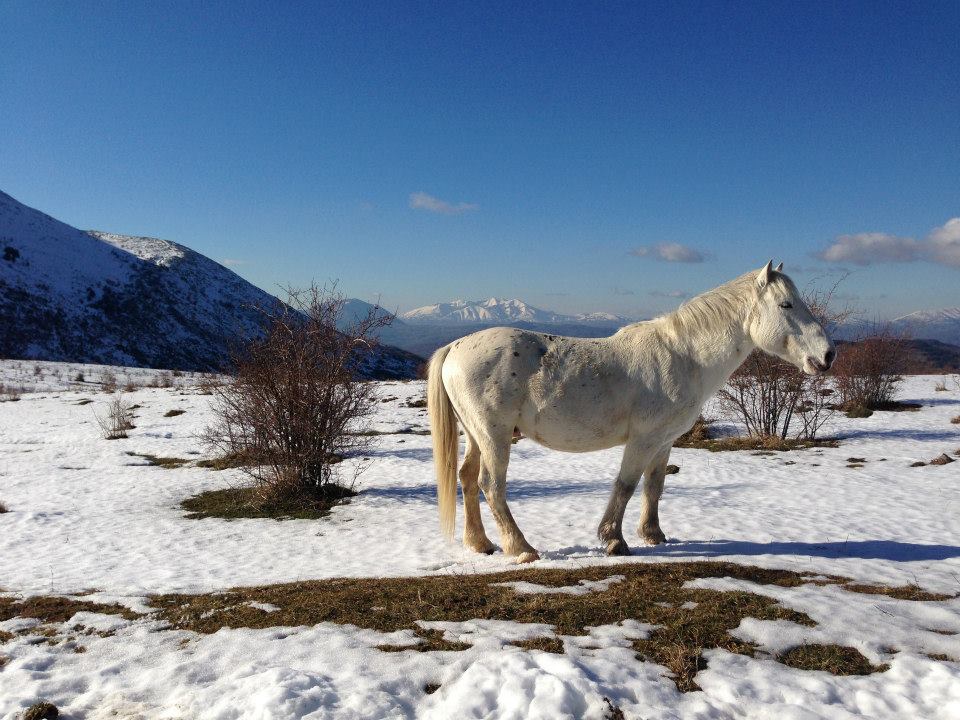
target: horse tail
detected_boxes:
[428,343,458,539]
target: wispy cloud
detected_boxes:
[221,258,247,267]
[409,191,478,215]
[612,287,635,296]
[630,242,704,263]
[649,290,689,299]
[816,218,960,268]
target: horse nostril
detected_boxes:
[824,349,835,366]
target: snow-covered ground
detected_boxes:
[1,361,958,718]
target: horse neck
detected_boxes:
[660,307,755,396]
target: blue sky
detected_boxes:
[1,0,958,318]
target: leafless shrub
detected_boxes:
[74,371,85,383]
[718,293,846,441]
[95,394,135,440]
[934,377,948,392]
[832,324,910,411]
[0,382,22,402]
[202,284,392,510]
[101,371,118,393]
[33,364,42,377]
[123,381,139,393]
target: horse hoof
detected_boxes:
[606,539,631,556]
[642,532,667,546]
[515,551,540,564]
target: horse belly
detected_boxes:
[518,403,629,453]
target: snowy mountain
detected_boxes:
[0,190,421,378]
[891,308,960,345]
[400,297,631,325]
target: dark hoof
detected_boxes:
[606,538,631,556]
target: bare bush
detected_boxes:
[832,324,910,412]
[101,371,118,393]
[717,293,845,441]
[203,284,392,511]
[74,371,85,383]
[95,394,135,439]
[0,382,23,402]
[934,377,948,392]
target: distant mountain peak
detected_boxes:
[399,297,631,325]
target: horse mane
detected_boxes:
[617,269,796,343]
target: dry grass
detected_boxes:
[843,583,952,601]
[195,452,252,470]
[126,452,191,469]
[0,595,138,624]
[146,561,899,692]
[0,629,14,643]
[164,408,187,417]
[951,416,960,424]
[778,644,885,675]
[2,562,946,693]
[676,434,838,452]
[0,500,7,514]
[22,702,59,720]
[181,483,356,520]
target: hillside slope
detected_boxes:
[0,191,420,378]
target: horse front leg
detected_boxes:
[597,443,647,556]
[638,448,671,545]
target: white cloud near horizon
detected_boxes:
[630,242,704,263]
[221,258,247,267]
[649,289,689,299]
[817,218,960,268]
[409,191,478,215]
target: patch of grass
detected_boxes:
[845,406,873,418]
[75,398,94,406]
[778,644,886,675]
[602,698,626,720]
[195,452,251,470]
[148,561,885,692]
[0,595,138,624]
[164,409,186,417]
[0,500,7,513]
[844,583,952,601]
[377,628,472,653]
[925,652,954,662]
[676,435,839,452]
[510,636,565,653]
[406,398,427,408]
[181,483,356,520]
[22,702,59,720]
[0,629,14,642]
[125,452,191,469]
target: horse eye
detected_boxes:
[780,301,793,309]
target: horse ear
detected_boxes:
[756,260,774,289]
[775,262,784,272]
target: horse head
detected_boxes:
[747,260,836,375]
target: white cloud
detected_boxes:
[409,191,478,215]
[817,218,960,268]
[630,242,704,263]
[649,290,689,299]
[816,232,920,265]
[925,217,960,267]
[221,258,247,267]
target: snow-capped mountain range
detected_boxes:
[0,190,420,378]
[400,297,631,325]
[891,308,960,345]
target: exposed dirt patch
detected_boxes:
[164,409,186,417]
[22,702,59,720]
[181,483,356,520]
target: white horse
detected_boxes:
[427,262,835,562]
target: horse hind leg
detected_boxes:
[478,436,539,563]
[460,434,495,554]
